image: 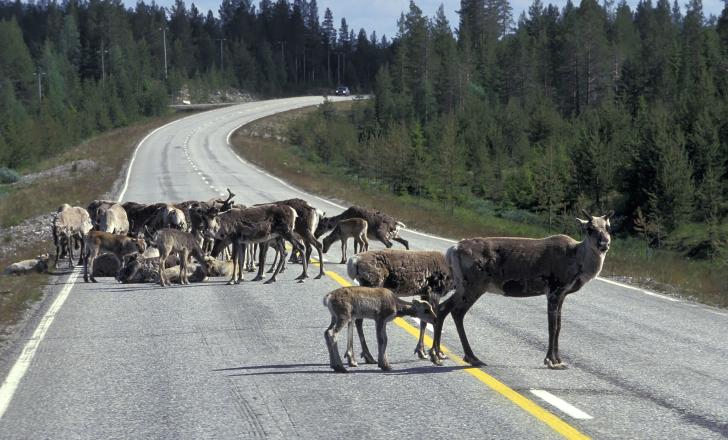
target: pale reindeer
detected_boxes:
[429,210,614,370]
[149,228,207,286]
[323,286,436,373]
[322,218,369,264]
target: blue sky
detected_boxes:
[141,0,727,40]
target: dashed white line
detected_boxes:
[529,390,593,420]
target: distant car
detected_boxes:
[335,86,350,96]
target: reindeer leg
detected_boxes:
[344,320,358,367]
[68,237,74,269]
[555,295,567,367]
[325,318,348,373]
[429,296,456,365]
[303,230,324,279]
[392,236,409,250]
[267,245,278,273]
[451,293,485,366]
[376,319,391,371]
[236,243,245,283]
[227,244,237,285]
[340,238,347,264]
[415,320,428,359]
[252,245,267,281]
[375,229,393,248]
[355,319,376,364]
[545,292,568,369]
[77,237,85,266]
[289,235,308,282]
[264,241,287,284]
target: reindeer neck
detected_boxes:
[394,297,415,317]
[576,238,606,278]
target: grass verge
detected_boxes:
[230,103,727,308]
[0,111,196,347]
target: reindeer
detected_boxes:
[322,218,369,263]
[315,206,408,250]
[149,228,207,286]
[83,231,146,283]
[95,203,130,235]
[209,205,307,284]
[323,286,436,373]
[53,205,93,268]
[429,210,614,370]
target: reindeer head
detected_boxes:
[314,212,335,238]
[577,209,614,253]
[410,299,437,325]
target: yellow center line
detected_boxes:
[321,265,590,440]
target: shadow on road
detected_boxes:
[216,361,472,376]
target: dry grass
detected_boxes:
[0,111,195,342]
[230,105,728,308]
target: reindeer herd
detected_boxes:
[12,188,615,374]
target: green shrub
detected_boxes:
[0,167,20,184]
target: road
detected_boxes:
[1,96,727,439]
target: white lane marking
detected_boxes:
[0,269,80,419]
[707,310,728,317]
[596,277,679,302]
[529,390,593,420]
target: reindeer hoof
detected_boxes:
[415,348,427,360]
[252,275,264,282]
[263,278,276,284]
[346,358,359,368]
[226,280,234,285]
[429,350,444,366]
[315,273,324,279]
[332,366,348,373]
[463,355,485,367]
[361,352,376,364]
[379,363,392,371]
[544,358,568,370]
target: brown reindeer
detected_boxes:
[83,231,146,283]
[315,206,408,250]
[324,286,436,373]
[322,218,369,263]
[429,210,614,369]
[209,205,307,284]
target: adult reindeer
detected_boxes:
[430,210,614,369]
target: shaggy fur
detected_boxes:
[315,206,408,250]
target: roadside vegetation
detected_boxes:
[231,103,727,307]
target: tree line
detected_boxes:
[289,0,728,259]
[0,0,388,171]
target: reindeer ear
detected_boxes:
[576,217,589,231]
[603,210,615,220]
[580,209,593,220]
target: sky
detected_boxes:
[141,0,727,40]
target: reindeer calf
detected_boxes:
[84,231,146,283]
[323,286,436,373]
[322,218,369,263]
[151,228,207,286]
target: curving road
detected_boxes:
[1,97,727,439]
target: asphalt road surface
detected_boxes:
[1,96,727,439]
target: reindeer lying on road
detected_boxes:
[150,228,207,286]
